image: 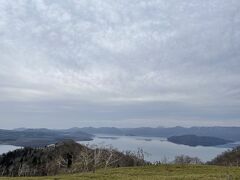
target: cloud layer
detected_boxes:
[0,0,240,128]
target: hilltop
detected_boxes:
[0,140,145,176]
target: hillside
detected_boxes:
[209,146,240,166]
[0,140,145,176]
[0,165,239,179]
[167,135,232,147]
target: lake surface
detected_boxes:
[0,136,232,163]
[79,135,230,163]
[0,145,21,155]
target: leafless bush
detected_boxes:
[173,155,202,165]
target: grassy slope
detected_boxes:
[0,165,240,180]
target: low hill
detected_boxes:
[209,146,240,166]
[167,135,232,147]
[0,140,145,176]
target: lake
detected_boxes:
[79,135,230,163]
[0,145,21,155]
[0,136,231,163]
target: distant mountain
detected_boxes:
[167,135,232,147]
[3,126,240,147]
[13,128,28,131]
[209,146,240,166]
[0,128,93,147]
[79,127,124,135]
[0,140,145,176]
[78,126,240,141]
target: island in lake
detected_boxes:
[168,135,233,147]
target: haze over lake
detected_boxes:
[79,135,229,162]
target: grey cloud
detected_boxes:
[0,0,240,128]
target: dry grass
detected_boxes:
[0,165,240,180]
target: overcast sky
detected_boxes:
[0,0,240,129]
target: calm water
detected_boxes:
[0,145,21,155]
[79,135,230,163]
[0,137,231,163]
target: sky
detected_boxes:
[0,0,240,129]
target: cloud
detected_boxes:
[0,0,240,128]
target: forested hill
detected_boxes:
[0,140,145,176]
[209,146,240,166]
